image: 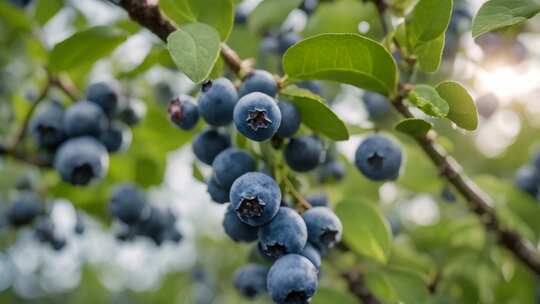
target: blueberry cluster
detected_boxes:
[514,151,540,199]
[227,173,343,303]
[29,82,145,186]
[4,191,71,251]
[108,183,182,245]
[362,92,392,121]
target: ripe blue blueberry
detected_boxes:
[230,172,281,227]
[260,35,279,54]
[85,82,120,117]
[34,217,55,243]
[133,207,179,245]
[99,122,132,153]
[29,101,66,148]
[318,158,346,182]
[109,183,148,225]
[207,177,230,204]
[441,186,456,202]
[233,264,269,299]
[168,95,199,130]
[6,192,43,227]
[302,207,342,250]
[198,78,239,126]
[234,92,281,142]
[212,148,256,189]
[266,254,319,304]
[50,236,67,251]
[276,101,301,138]
[118,98,146,127]
[363,92,391,120]
[306,193,329,207]
[192,129,231,165]
[234,6,249,25]
[355,135,402,181]
[54,136,109,186]
[284,136,323,172]
[63,101,108,138]
[301,243,322,270]
[278,32,301,54]
[259,207,308,258]
[239,70,278,98]
[514,166,540,197]
[223,205,259,242]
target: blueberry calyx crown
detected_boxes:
[264,243,287,257]
[285,290,309,304]
[367,152,384,170]
[236,195,265,218]
[246,108,272,131]
[167,98,184,121]
[201,79,213,92]
[320,228,338,247]
[72,163,94,185]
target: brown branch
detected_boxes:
[392,89,540,276]
[0,144,50,167]
[342,269,381,304]
[12,78,51,148]
[51,75,80,101]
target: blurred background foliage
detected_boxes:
[1,0,540,303]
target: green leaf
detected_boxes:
[159,0,234,40]
[395,118,432,137]
[336,200,392,263]
[312,288,358,304]
[472,0,540,37]
[435,81,478,130]
[50,26,127,72]
[248,0,303,34]
[303,0,384,40]
[0,2,32,31]
[167,23,221,84]
[406,0,453,45]
[280,86,349,141]
[34,0,63,26]
[408,85,449,117]
[385,267,432,304]
[283,33,398,95]
[415,34,445,73]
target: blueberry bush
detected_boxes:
[2,0,540,303]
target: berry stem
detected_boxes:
[282,176,312,211]
[50,75,81,101]
[341,269,381,304]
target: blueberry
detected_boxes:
[278,32,301,54]
[8,0,32,8]
[63,101,108,138]
[118,98,146,127]
[109,183,148,225]
[441,186,456,202]
[29,101,66,148]
[260,35,279,54]
[302,207,342,250]
[233,264,269,299]
[212,148,256,189]
[230,172,281,226]
[306,194,329,207]
[476,93,499,119]
[223,205,259,242]
[363,92,391,120]
[54,137,109,186]
[284,136,323,172]
[300,0,318,15]
[259,207,307,258]
[99,122,132,153]
[198,78,239,126]
[297,81,323,96]
[234,6,249,25]
[50,236,67,251]
[86,82,120,117]
[276,101,301,138]
[355,135,402,181]
[207,177,230,204]
[318,159,346,182]
[301,243,321,269]
[533,151,540,171]
[168,95,199,130]
[192,129,231,165]
[239,70,278,98]
[234,92,281,142]
[514,166,540,197]
[6,192,43,227]
[34,217,55,243]
[266,254,318,304]
[134,206,168,245]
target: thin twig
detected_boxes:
[342,269,381,304]
[283,176,312,210]
[0,144,50,167]
[11,77,51,149]
[51,75,80,101]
